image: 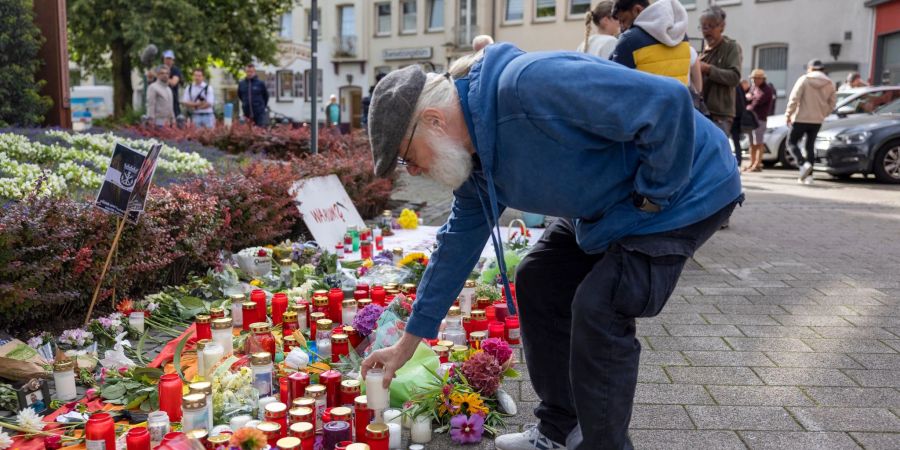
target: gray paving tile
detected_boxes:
[753,368,857,386]
[843,316,900,327]
[638,365,672,383]
[629,404,694,430]
[636,322,670,336]
[685,405,800,430]
[818,287,886,297]
[520,381,539,402]
[739,431,860,450]
[706,386,814,406]
[665,366,764,386]
[697,287,761,296]
[633,383,716,405]
[764,352,863,369]
[665,324,744,337]
[810,326,898,339]
[747,295,819,305]
[772,315,856,327]
[737,325,818,338]
[755,287,821,296]
[629,430,745,450]
[843,369,900,388]
[659,303,722,313]
[781,305,859,316]
[682,351,775,367]
[682,295,751,305]
[704,314,781,326]
[788,407,900,432]
[645,336,730,351]
[847,305,900,316]
[714,304,788,315]
[801,338,897,354]
[804,387,900,407]
[641,313,710,325]
[813,296,885,306]
[725,337,815,352]
[640,350,689,366]
[848,432,900,450]
[847,353,900,370]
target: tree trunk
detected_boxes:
[110,38,133,118]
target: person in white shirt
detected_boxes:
[182,68,216,128]
[577,1,619,59]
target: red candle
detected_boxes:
[195,315,212,341]
[289,422,315,450]
[494,302,510,323]
[320,369,342,407]
[343,326,361,349]
[287,372,310,405]
[370,286,386,306]
[158,374,183,422]
[265,402,289,439]
[85,413,116,450]
[242,301,257,332]
[126,427,151,450]
[257,422,282,449]
[327,288,344,324]
[280,377,290,404]
[353,396,372,442]
[485,305,496,323]
[339,380,360,407]
[272,293,289,326]
[471,310,489,334]
[331,334,349,363]
[251,322,277,356]
[489,321,505,340]
[462,315,474,340]
[356,283,370,296]
[375,234,384,251]
[251,289,267,322]
[365,423,389,450]
[505,315,521,344]
[353,290,367,301]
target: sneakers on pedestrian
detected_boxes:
[495,425,567,450]
[799,162,813,181]
[803,176,814,185]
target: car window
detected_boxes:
[843,90,900,113]
[876,98,900,114]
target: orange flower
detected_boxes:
[116,299,134,315]
[231,427,267,450]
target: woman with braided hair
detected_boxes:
[576,1,619,59]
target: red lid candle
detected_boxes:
[360,239,373,260]
[431,345,449,364]
[289,406,313,425]
[339,380,360,407]
[485,305,496,323]
[272,293,289,326]
[293,397,317,429]
[319,369,342,407]
[370,286,386,306]
[462,315,474,340]
[505,315,521,344]
[353,395,371,441]
[327,288,344,324]
[365,423,389,450]
[309,312,326,342]
[288,422,315,450]
[353,289,367,301]
[331,334,349,363]
[356,283,370,296]
[493,301,510,323]
[85,413,116,450]
[195,314,212,341]
[342,326,362,349]
[287,372,310,405]
[471,309,489,333]
[400,284,417,295]
[476,297,492,311]
[468,331,487,350]
[265,402,289,438]
[158,373,183,422]
[251,289,267,322]
[276,436,301,450]
[283,311,300,334]
[489,321,506,340]
[242,302,258,332]
[250,322,277,356]
[257,421,282,449]
[126,426,150,450]
[312,295,329,317]
[280,376,290,404]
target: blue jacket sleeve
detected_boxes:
[609,30,637,68]
[516,56,695,208]
[404,176,497,338]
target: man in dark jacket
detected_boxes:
[237,63,269,126]
[699,6,741,136]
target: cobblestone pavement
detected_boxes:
[391,169,900,449]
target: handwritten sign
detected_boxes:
[291,175,365,248]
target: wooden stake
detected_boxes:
[84,217,127,326]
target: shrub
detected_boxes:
[0,0,51,126]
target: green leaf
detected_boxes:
[172,332,193,382]
[502,367,520,379]
[100,383,126,400]
[135,329,150,365]
[125,393,149,410]
[132,367,164,381]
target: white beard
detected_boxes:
[424,134,474,190]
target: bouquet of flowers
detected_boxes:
[212,367,260,425]
[398,252,429,285]
[366,295,412,353]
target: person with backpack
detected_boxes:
[182,68,215,128]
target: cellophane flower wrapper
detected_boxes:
[388,342,441,407]
[357,265,414,286]
[212,367,260,425]
[365,307,406,354]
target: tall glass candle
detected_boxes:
[147,411,170,446]
[188,381,213,431]
[460,280,475,315]
[288,422,315,450]
[293,398,317,430]
[293,300,310,333]
[158,373,184,422]
[365,423,389,450]
[129,312,146,334]
[410,416,432,444]
[505,315,521,344]
[251,322,277,356]
[257,421,282,449]
[306,385,327,426]
[210,317,234,357]
[126,426,151,450]
[339,380,360,407]
[320,369,342,407]
[331,334,349,363]
[195,314,212,341]
[365,369,389,411]
[265,402,289,438]
[489,321,505,340]
[353,395,371,441]
[387,423,401,450]
[272,293,289,326]
[289,406,313,425]
[229,293,246,328]
[242,301,258,331]
[180,393,208,432]
[327,288,344,324]
[310,312,326,342]
[85,412,115,450]
[251,289,268,322]
[251,352,274,396]
[53,359,77,401]
[202,341,224,378]
[343,326,362,349]
[341,300,357,326]
[287,372,310,405]
[370,286,386,306]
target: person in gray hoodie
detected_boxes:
[785,59,837,185]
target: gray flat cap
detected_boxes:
[368,65,427,177]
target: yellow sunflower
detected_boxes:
[451,391,489,416]
[398,252,426,267]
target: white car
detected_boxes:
[759,85,900,168]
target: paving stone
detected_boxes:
[810,326,898,339]
[640,350,689,366]
[848,432,900,450]
[664,324,744,337]
[682,295,751,305]
[706,385,814,406]
[814,296,885,306]
[739,431,860,449]
[843,369,900,387]
[763,352,863,369]
[638,365,671,383]
[520,381,540,402]
[727,279,792,288]
[704,313,781,326]
[747,295,819,305]
[843,316,900,327]
[804,387,900,407]
[847,353,900,370]
[685,405,800,430]
[772,315,856,327]
[881,340,900,352]
[636,322,670,336]
[737,325,818,338]
[659,303,722,313]
[818,287,886,297]
[753,367,857,386]
[788,407,900,432]
[725,337,815,352]
[847,305,900,316]
[682,351,775,367]
[640,313,710,325]
[714,304,788,315]
[801,338,897,353]
[629,404,695,429]
[633,383,716,405]
[628,430,745,450]
[665,366,763,385]
[781,305,859,316]
[646,336,730,351]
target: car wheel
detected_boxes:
[778,139,798,169]
[873,140,900,184]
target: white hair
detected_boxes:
[403,51,485,135]
[472,35,494,52]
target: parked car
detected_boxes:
[813,98,900,183]
[760,85,900,168]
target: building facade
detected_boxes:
[867,0,900,84]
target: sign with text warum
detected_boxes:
[291,175,365,247]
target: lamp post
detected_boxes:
[310,0,319,154]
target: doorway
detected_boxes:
[340,85,362,129]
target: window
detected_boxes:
[505,0,523,22]
[337,5,357,57]
[458,0,478,47]
[374,66,392,79]
[401,0,417,33]
[306,8,321,40]
[277,70,294,101]
[375,2,391,36]
[280,13,293,39]
[679,0,697,9]
[755,44,788,96]
[428,0,444,30]
[569,0,591,17]
[535,0,556,20]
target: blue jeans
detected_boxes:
[192,112,215,128]
[515,197,741,450]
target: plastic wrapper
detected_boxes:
[211,366,260,426]
[388,342,441,407]
[365,307,406,354]
[480,249,527,284]
[357,265,414,286]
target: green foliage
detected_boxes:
[0,0,51,126]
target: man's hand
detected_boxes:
[786,117,792,127]
[360,332,421,389]
[699,61,711,75]
[168,76,180,87]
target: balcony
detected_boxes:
[333,35,358,59]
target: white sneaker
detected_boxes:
[799,162,813,181]
[495,425,567,450]
[803,176,814,185]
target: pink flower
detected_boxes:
[461,351,502,396]
[481,338,512,365]
[450,413,485,444]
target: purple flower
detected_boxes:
[371,250,394,266]
[481,338,513,365]
[352,304,384,337]
[27,336,42,348]
[449,413,485,444]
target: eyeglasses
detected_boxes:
[397,120,419,167]
[698,22,722,31]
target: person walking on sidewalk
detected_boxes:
[699,6,742,136]
[362,43,742,450]
[577,1,618,59]
[785,59,837,185]
[745,69,776,172]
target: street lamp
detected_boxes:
[829,42,842,61]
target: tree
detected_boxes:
[0,0,51,126]
[68,0,293,118]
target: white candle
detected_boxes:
[365,368,389,410]
[388,422,402,449]
[129,312,145,333]
[229,415,252,430]
[231,302,243,328]
[202,342,224,379]
[52,360,77,401]
[410,416,432,444]
[383,408,402,425]
[257,396,276,421]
